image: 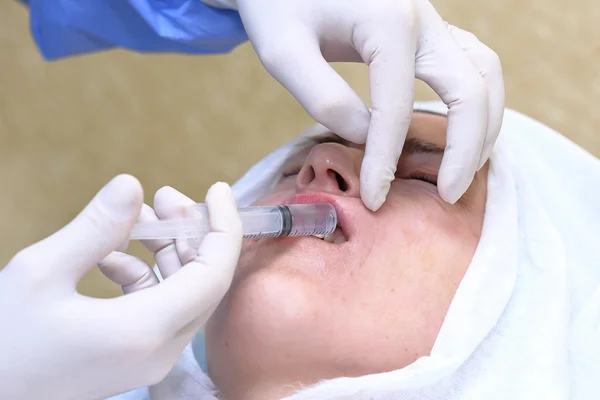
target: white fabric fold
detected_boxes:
[110,102,600,400]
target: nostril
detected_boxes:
[333,171,348,192]
[299,166,316,185]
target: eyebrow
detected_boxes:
[403,137,445,156]
[297,133,444,156]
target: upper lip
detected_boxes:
[285,193,353,240]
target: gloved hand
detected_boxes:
[0,175,242,400]
[203,0,505,210]
[97,185,223,294]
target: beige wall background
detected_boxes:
[1,0,599,298]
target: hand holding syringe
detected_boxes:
[129,203,337,243]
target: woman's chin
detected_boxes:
[206,268,328,372]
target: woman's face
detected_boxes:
[206,112,488,398]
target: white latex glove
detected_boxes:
[0,175,242,400]
[203,0,505,210]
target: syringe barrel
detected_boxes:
[283,204,337,237]
[186,203,337,239]
[128,203,338,245]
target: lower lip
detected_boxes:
[244,233,345,245]
[286,236,346,247]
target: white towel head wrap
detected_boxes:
[225,101,600,399]
[115,102,600,400]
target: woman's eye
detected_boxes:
[282,167,301,178]
[409,174,438,186]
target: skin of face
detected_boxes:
[205,112,489,400]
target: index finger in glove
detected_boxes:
[127,182,242,335]
[412,1,489,204]
[415,38,488,203]
[245,23,370,143]
[446,24,505,169]
[357,26,417,212]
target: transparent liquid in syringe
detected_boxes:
[183,203,337,243]
[128,203,338,246]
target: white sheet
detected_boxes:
[109,102,600,400]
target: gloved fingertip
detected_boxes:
[208,181,230,192]
[153,186,195,219]
[366,198,384,212]
[206,182,236,207]
[359,162,396,212]
[98,174,144,220]
[360,184,387,212]
[204,182,242,236]
[153,186,177,205]
[439,189,460,205]
[438,172,472,204]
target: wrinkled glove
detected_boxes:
[0,175,242,400]
[203,0,505,210]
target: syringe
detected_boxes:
[128,203,337,242]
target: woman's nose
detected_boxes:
[295,143,361,197]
